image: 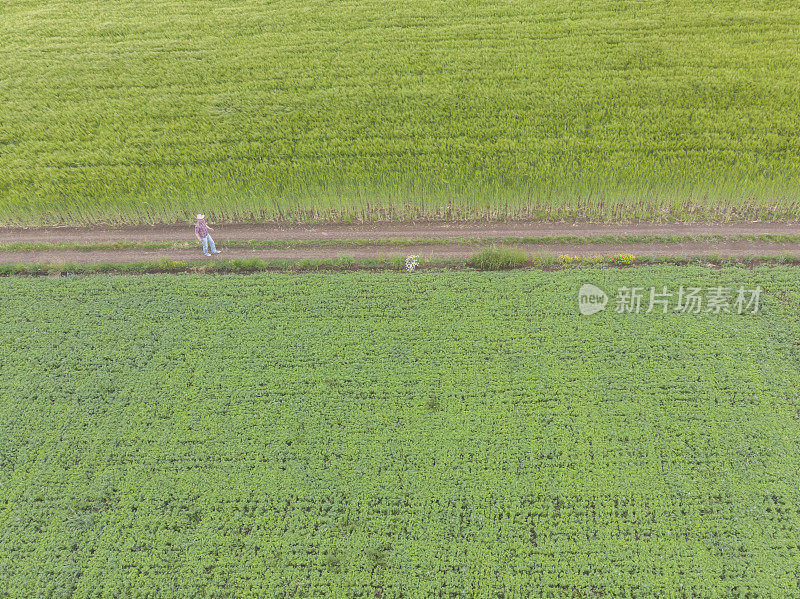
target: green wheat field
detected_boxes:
[1,268,800,596]
[2,0,800,225]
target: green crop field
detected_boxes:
[1,268,800,596]
[2,0,800,226]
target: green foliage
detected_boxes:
[2,1,800,225]
[389,255,407,271]
[1,268,800,595]
[467,247,528,270]
[424,395,440,411]
[2,234,800,253]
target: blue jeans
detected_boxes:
[201,235,217,254]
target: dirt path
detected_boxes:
[3,221,800,244]
[2,221,800,263]
[3,240,800,265]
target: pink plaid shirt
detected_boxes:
[195,220,208,239]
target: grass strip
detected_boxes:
[1,234,799,253]
[4,253,800,276]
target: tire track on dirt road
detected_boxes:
[3,221,800,244]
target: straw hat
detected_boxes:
[196,214,205,220]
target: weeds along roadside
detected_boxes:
[5,251,800,276]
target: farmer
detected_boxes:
[195,214,222,256]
